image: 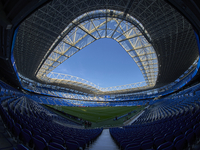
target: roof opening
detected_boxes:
[53,38,145,88]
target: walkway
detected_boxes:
[86,129,120,150]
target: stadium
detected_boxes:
[0,0,200,150]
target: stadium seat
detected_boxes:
[157,141,173,150]
[17,144,29,150]
[141,141,154,150]
[65,141,79,150]
[13,123,22,138]
[154,136,165,148]
[49,142,65,150]
[33,137,47,150]
[41,132,52,143]
[51,136,65,146]
[164,132,174,142]
[125,145,141,150]
[21,129,32,146]
[194,125,200,139]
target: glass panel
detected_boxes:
[74,28,86,43]
[98,23,106,30]
[116,34,126,41]
[106,29,114,38]
[42,65,49,69]
[136,48,145,55]
[127,28,137,37]
[83,21,95,31]
[112,31,122,39]
[57,55,67,63]
[128,51,137,57]
[49,52,61,61]
[75,35,95,49]
[44,59,54,66]
[129,37,138,46]
[120,40,133,51]
[133,57,140,62]
[98,30,106,38]
[107,19,118,30]
[64,47,78,57]
[135,39,142,48]
[140,36,149,46]
[52,62,60,67]
[55,43,70,54]
[91,31,100,39]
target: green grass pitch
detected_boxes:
[50,105,142,123]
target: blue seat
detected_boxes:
[125,145,141,150]
[41,132,52,143]
[173,129,182,137]
[49,142,65,150]
[186,131,195,146]
[173,134,184,144]
[165,133,174,142]
[162,144,174,150]
[65,141,79,150]
[141,141,154,150]
[125,142,140,149]
[51,136,65,146]
[174,137,187,150]
[74,138,87,149]
[13,123,22,138]
[21,129,32,146]
[33,137,47,150]
[48,145,60,150]
[121,141,132,150]
[17,144,29,150]
[32,128,41,136]
[194,125,200,139]
[154,136,165,148]
[157,141,172,150]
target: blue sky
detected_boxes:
[53,38,145,88]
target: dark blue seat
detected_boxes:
[154,136,165,148]
[173,129,182,137]
[121,141,132,150]
[33,137,47,150]
[174,137,187,150]
[165,133,174,142]
[173,134,184,144]
[41,132,52,143]
[13,123,22,138]
[65,141,79,150]
[157,141,172,150]
[51,136,65,146]
[49,142,65,150]
[161,144,174,150]
[186,131,195,146]
[74,138,87,149]
[17,144,29,150]
[141,141,154,150]
[21,129,32,146]
[125,142,140,149]
[32,128,41,136]
[125,145,141,150]
[173,135,187,150]
[194,125,200,139]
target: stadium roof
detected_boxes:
[2,0,199,94]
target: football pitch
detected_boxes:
[47,105,144,127]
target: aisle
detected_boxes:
[86,129,120,150]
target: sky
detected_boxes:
[53,38,145,88]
